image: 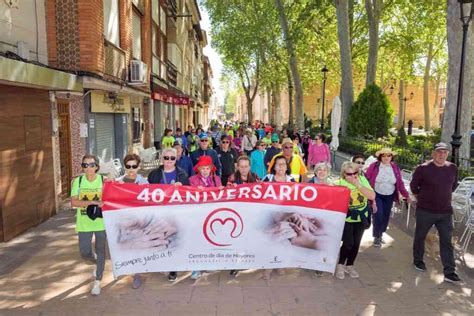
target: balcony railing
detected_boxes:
[167,0,178,20]
[104,40,126,80]
[167,61,178,86]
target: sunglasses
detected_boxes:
[125,164,139,169]
[221,141,230,144]
[200,139,208,142]
[345,171,358,176]
[354,161,365,165]
[81,162,96,168]
[163,156,177,161]
[284,146,293,149]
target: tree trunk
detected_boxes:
[432,72,442,128]
[423,43,433,131]
[398,80,405,128]
[442,0,473,165]
[273,84,282,127]
[365,0,382,86]
[335,0,355,135]
[267,88,273,124]
[275,0,304,129]
[287,69,294,128]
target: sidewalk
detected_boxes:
[0,208,472,316]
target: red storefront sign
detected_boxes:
[152,91,190,105]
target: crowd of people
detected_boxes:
[70,120,463,296]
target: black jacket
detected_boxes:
[216,148,238,176]
[147,166,190,185]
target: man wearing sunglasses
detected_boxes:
[216,135,238,186]
[267,138,307,183]
[190,133,222,176]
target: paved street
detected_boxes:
[0,206,472,316]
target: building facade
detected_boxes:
[0,0,211,241]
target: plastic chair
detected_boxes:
[113,158,124,177]
[452,193,471,224]
[460,210,474,255]
[401,169,413,182]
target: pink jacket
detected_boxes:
[365,161,409,203]
[189,173,222,187]
[308,142,331,165]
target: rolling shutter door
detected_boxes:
[95,113,116,162]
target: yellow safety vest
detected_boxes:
[269,153,304,183]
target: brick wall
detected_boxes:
[77,0,104,74]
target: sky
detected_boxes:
[200,6,224,106]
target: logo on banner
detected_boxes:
[203,208,244,247]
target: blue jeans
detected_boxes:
[372,192,395,238]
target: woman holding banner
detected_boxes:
[70,154,106,296]
[261,156,295,279]
[226,155,260,277]
[148,148,190,282]
[189,155,224,279]
[334,161,375,280]
[116,154,148,289]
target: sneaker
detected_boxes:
[91,280,101,296]
[345,265,359,278]
[168,272,177,282]
[190,271,201,280]
[132,274,142,289]
[444,273,463,285]
[229,270,238,277]
[314,270,323,277]
[373,238,381,248]
[414,261,427,272]
[335,264,345,279]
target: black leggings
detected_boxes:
[338,222,365,266]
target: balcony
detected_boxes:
[167,0,178,20]
[104,40,126,80]
[167,61,178,86]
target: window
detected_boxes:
[103,0,120,46]
[160,5,167,34]
[132,11,142,60]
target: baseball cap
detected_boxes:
[271,135,279,142]
[198,132,209,140]
[433,142,449,151]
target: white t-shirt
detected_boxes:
[374,163,396,195]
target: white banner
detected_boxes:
[102,183,350,277]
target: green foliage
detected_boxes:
[347,84,393,138]
[395,126,408,146]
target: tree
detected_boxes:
[347,84,393,137]
[334,0,355,136]
[365,0,383,86]
[441,0,472,164]
[275,0,304,129]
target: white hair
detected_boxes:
[161,148,177,159]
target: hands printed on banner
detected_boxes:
[116,216,178,251]
[266,212,329,250]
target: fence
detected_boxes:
[338,136,473,176]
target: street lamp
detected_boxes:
[398,91,414,127]
[320,65,329,130]
[451,0,474,166]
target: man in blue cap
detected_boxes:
[190,132,222,176]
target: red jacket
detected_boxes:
[189,173,222,187]
[365,161,409,203]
